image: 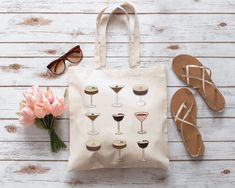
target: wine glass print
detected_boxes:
[112,140,127,162]
[109,85,124,107]
[112,113,125,135]
[86,113,100,135]
[86,140,101,152]
[137,140,149,162]
[133,84,148,107]
[135,112,149,134]
[84,85,98,108]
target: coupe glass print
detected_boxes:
[86,140,101,152]
[112,140,127,162]
[112,113,125,135]
[86,113,100,135]
[133,84,148,107]
[84,85,98,108]
[137,140,149,161]
[109,85,124,107]
[135,112,149,134]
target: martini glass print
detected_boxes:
[133,84,148,107]
[86,113,100,135]
[137,140,149,161]
[135,112,149,134]
[109,85,124,107]
[84,85,98,108]
[86,140,101,152]
[112,140,127,162]
[112,113,125,135]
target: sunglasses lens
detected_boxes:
[47,59,65,75]
[67,51,82,63]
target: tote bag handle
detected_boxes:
[95,2,140,69]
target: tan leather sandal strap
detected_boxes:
[182,65,215,96]
[190,134,204,157]
[174,101,195,128]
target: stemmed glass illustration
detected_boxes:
[112,113,125,135]
[86,140,101,152]
[109,85,124,107]
[137,140,149,161]
[133,84,148,107]
[112,140,127,162]
[86,113,100,135]
[84,85,98,108]
[135,112,149,134]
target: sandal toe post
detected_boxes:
[171,88,204,158]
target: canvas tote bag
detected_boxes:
[67,2,169,171]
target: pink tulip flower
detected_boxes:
[34,102,48,118]
[19,115,35,126]
[50,97,65,117]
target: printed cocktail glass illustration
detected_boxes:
[109,85,124,107]
[135,111,149,134]
[84,85,98,108]
[137,140,149,161]
[86,113,100,135]
[133,84,148,107]
[112,140,127,162]
[112,113,125,135]
[86,140,101,152]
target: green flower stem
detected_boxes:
[39,115,67,153]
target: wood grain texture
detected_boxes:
[1,0,235,13]
[0,14,234,42]
[1,0,235,187]
[0,161,234,188]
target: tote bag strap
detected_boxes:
[95,2,140,69]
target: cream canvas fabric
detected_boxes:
[67,2,169,171]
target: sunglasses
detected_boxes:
[47,45,83,75]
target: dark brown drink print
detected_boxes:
[133,84,148,107]
[112,140,127,162]
[109,85,124,107]
[86,140,101,152]
[137,140,149,161]
[84,85,98,108]
[112,113,125,135]
[135,112,149,134]
[86,113,100,135]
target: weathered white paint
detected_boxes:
[0,14,234,42]
[0,0,235,187]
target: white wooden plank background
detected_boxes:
[0,0,235,187]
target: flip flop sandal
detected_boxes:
[172,54,225,112]
[171,88,204,158]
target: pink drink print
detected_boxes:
[86,113,100,135]
[84,85,98,108]
[133,84,148,107]
[109,85,124,107]
[137,140,149,161]
[135,112,149,134]
[112,113,125,135]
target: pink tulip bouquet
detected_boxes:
[19,85,66,152]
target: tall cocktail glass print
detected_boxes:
[86,113,100,135]
[112,140,127,162]
[109,85,124,107]
[133,84,148,107]
[86,140,101,152]
[137,140,149,161]
[112,113,125,135]
[84,85,98,108]
[135,112,149,134]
